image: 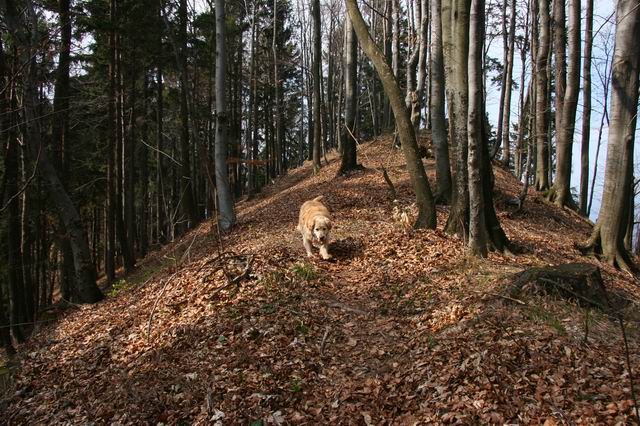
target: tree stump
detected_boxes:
[510,263,611,312]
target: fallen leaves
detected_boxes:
[3,136,640,424]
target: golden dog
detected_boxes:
[297,195,332,260]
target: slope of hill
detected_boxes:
[3,137,639,424]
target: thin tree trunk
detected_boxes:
[430,0,452,203]
[549,0,580,208]
[578,0,593,216]
[493,0,509,160]
[345,0,436,229]
[534,0,550,190]
[273,0,283,176]
[312,0,322,170]
[247,2,257,198]
[214,0,236,231]
[179,0,198,228]
[500,0,517,168]
[156,3,166,243]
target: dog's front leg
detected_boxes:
[319,244,332,260]
[302,235,314,257]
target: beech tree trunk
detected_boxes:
[214,0,236,231]
[580,0,640,272]
[443,0,471,236]
[345,0,436,229]
[579,0,593,216]
[500,0,517,168]
[430,0,452,202]
[534,0,550,191]
[467,0,509,256]
[312,0,322,170]
[549,0,580,208]
[493,0,509,160]
[338,16,360,175]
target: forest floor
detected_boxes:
[3,136,640,424]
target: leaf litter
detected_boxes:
[3,136,640,424]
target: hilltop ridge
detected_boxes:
[3,136,639,424]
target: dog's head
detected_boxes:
[311,215,332,244]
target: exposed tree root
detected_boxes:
[577,225,639,275]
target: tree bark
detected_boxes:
[467,0,509,256]
[580,0,640,272]
[338,16,360,175]
[214,0,236,231]
[156,2,166,243]
[273,0,283,176]
[430,0,452,203]
[312,0,322,170]
[467,0,487,256]
[534,0,550,190]
[578,0,593,216]
[500,0,517,168]
[179,0,198,228]
[549,0,580,208]
[493,0,509,161]
[51,0,76,298]
[444,0,471,236]
[345,0,436,229]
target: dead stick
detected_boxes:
[147,270,180,340]
[320,326,331,355]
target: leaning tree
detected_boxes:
[344,0,436,229]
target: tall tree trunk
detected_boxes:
[140,73,149,257]
[273,0,283,176]
[515,10,531,180]
[345,0,436,229]
[467,0,487,255]
[549,0,580,207]
[578,0,593,216]
[112,0,133,273]
[493,0,509,160]
[338,16,360,175]
[179,0,198,228]
[413,0,428,129]
[156,3,166,243]
[214,0,236,231]
[382,0,392,129]
[312,0,322,170]
[51,0,76,298]
[444,0,471,236]
[580,0,640,272]
[3,0,103,303]
[534,0,550,190]
[553,0,566,154]
[500,0,517,168]
[467,0,510,256]
[247,2,257,198]
[430,0,452,202]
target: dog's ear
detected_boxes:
[307,216,316,233]
[326,219,332,230]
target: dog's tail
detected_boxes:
[313,195,325,202]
